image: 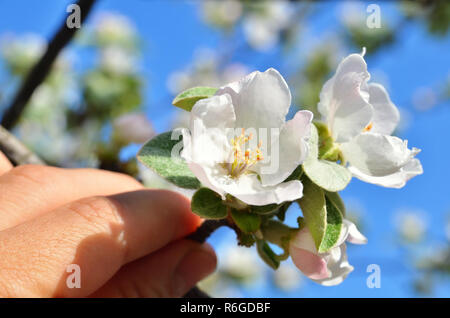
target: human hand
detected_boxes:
[0,152,216,297]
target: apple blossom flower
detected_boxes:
[289,219,367,286]
[181,68,313,206]
[317,50,423,188]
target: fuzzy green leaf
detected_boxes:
[137,131,201,189]
[230,209,261,233]
[191,188,228,219]
[325,191,346,216]
[297,177,344,253]
[318,197,344,253]
[297,177,327,249]
[172,86,217,111]
[303,124,351,192]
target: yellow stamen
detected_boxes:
[226,129,264,178]
[363,122,373,132]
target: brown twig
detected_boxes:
[0,125,45,165]
[0,0,97,130]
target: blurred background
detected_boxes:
[0,0,449,297]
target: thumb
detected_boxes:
[90,239,216,297]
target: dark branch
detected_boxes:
[186,219,232,243]
[1,0,97,130]
[0,125,44,165]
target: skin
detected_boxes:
[0,151,216,297]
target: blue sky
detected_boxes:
[0,0,449,297]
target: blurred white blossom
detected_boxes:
[273,262,303,291]
[220,246,264,283]
[202,0,243,29]
[243,1,292,51]
[100,47,137,74]
[113,113,154,144]
[167,48,249,94]
[93,12,137,48]
[395,210,428,243]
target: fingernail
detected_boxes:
[172,243,217,296]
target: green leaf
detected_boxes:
[303,124,351,192]
[250,203,280,215]
[297,176,344,253]
[137,131,201,189]
[324,191,346,216]
[230,209,261,233]
[297,177,327,250]
[191,188,228,219]
[256,240,280,269]
[318,197,344,253]
[172,86,218,111]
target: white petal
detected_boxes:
[341,133,419,177]
[209,173,303,206]
[314,244,354,286]
[343,219,368,245]
[349,158,423,188]
[367,83,400,135]
[289,228,330,280]
[216,68,291,129]
[190,93,236,129]
[318,53,373,143]
[182,124,231,166]
[258,110,313,186]
[290,227,318,255]
[181,129,227,197]
[187,162,227,199]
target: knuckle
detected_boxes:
[66,196,124,230]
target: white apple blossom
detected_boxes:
[289,219,367,286]
[318,50,423,188]
[181,68,313,206]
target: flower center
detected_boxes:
[225,128,263,178]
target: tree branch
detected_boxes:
[0,125,44,165]
[0,0,97,130]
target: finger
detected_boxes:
[0,152,13,176]
[0,165,143,230]
[90,240,216,298]
[0,189,201,297]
